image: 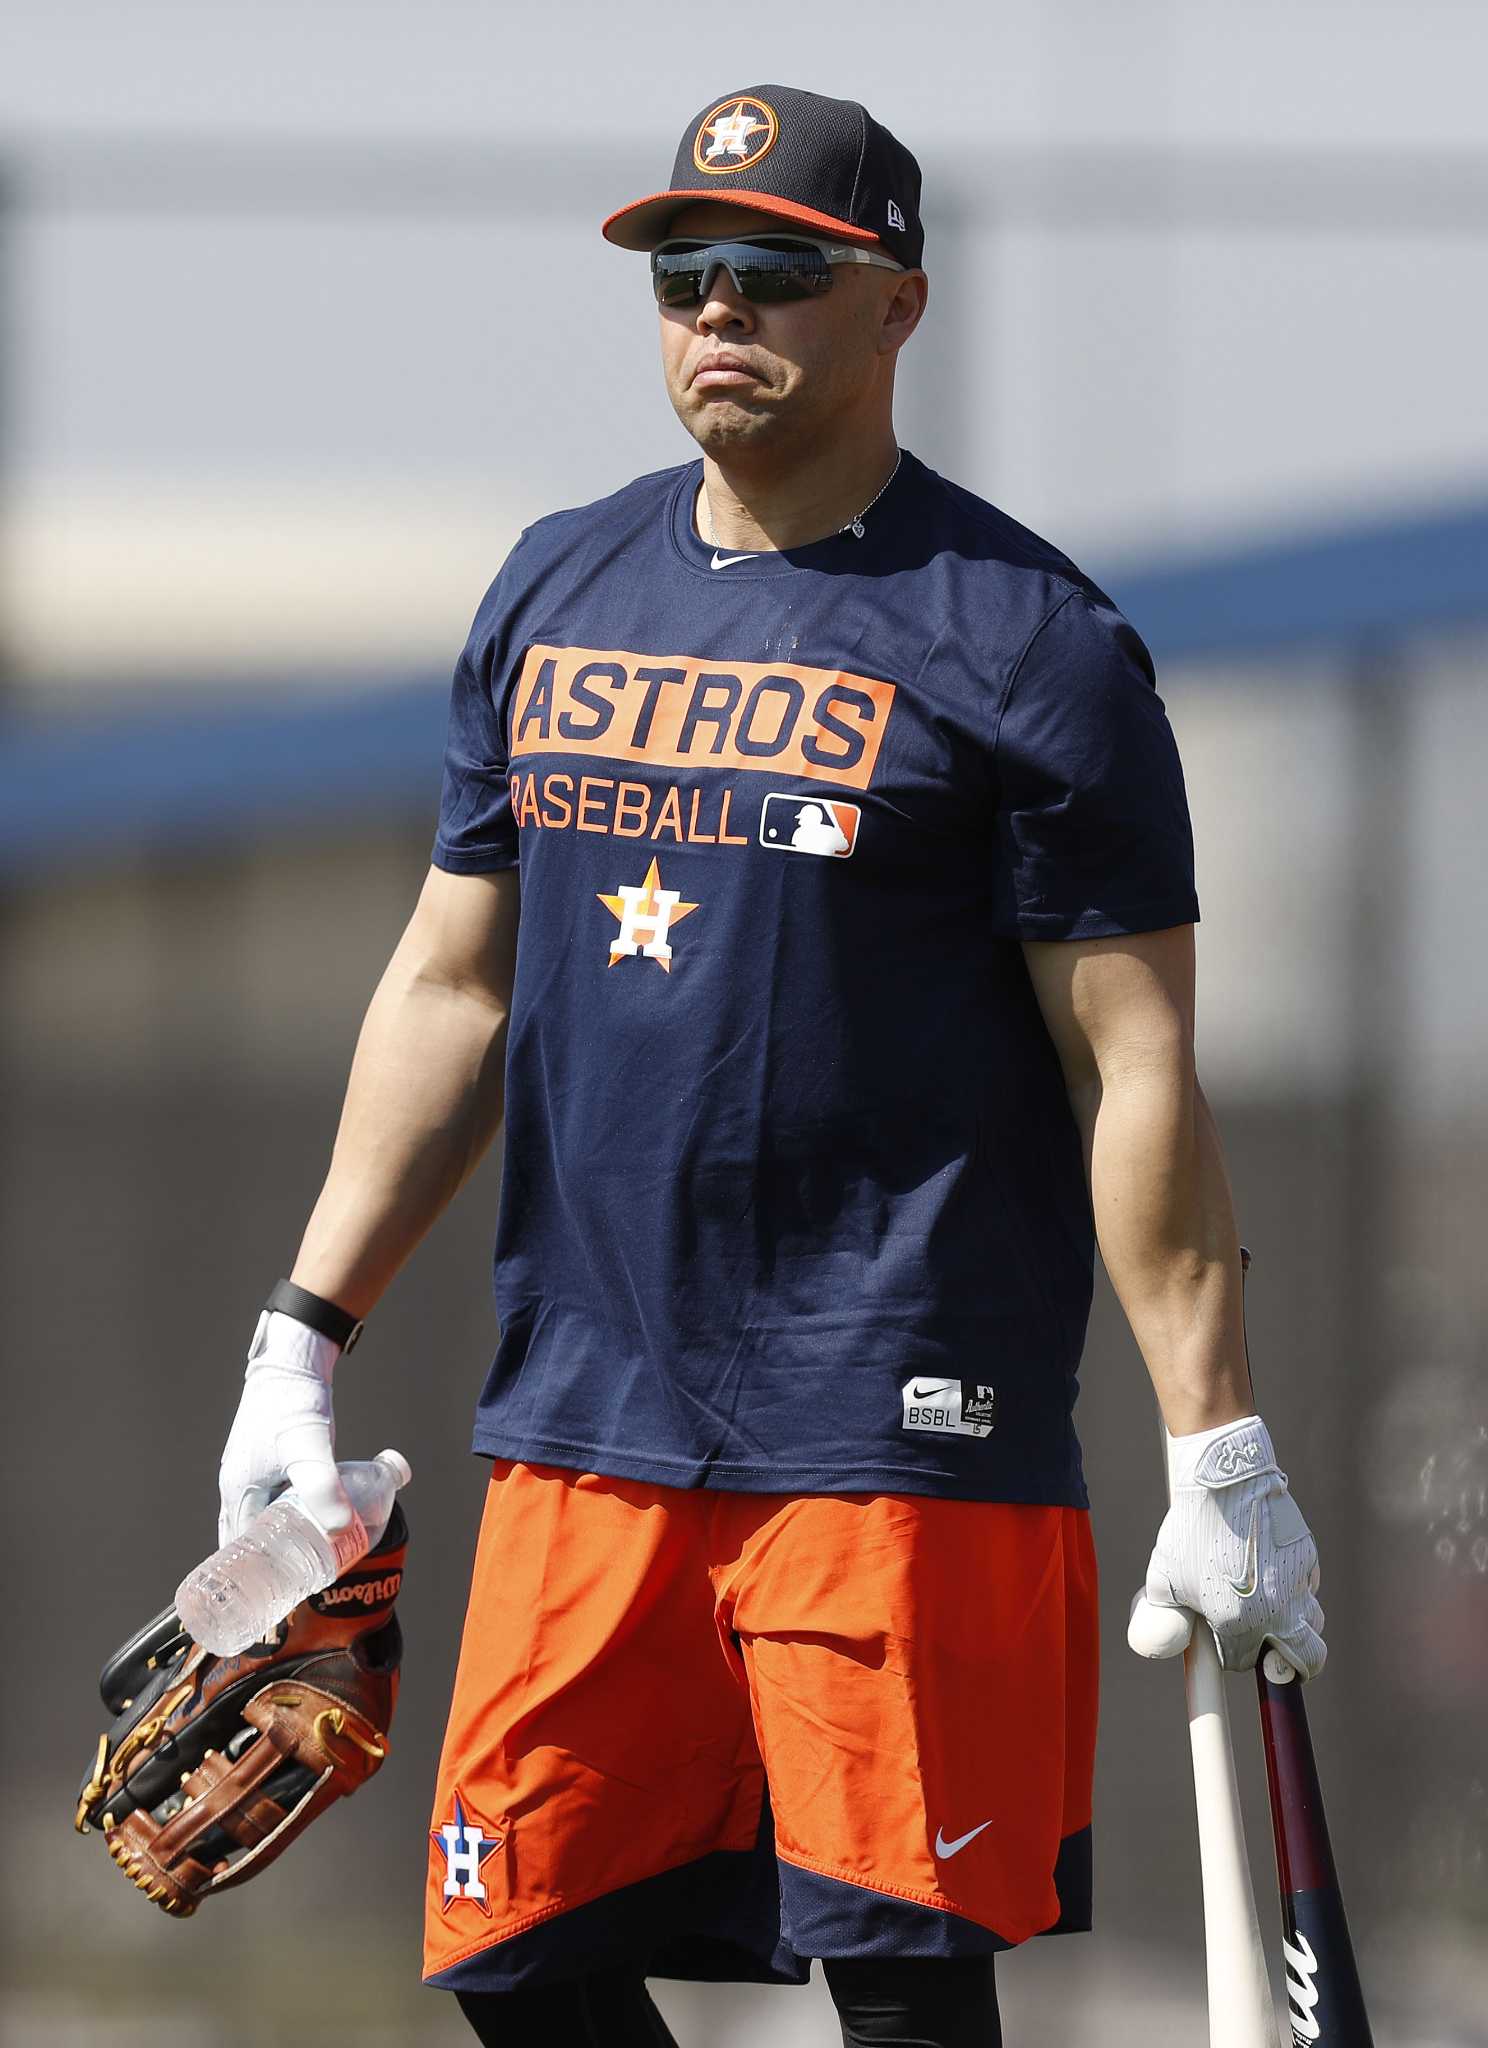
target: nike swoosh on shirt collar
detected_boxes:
[710,549,758,569]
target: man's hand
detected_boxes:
[1127,1414,1326,1680]
[217,1311,351,1544]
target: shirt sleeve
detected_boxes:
[431,545,528,875]
[989,586,1200,940]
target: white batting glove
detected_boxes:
[216,1311,353,1545]
[1127,1414,1326,1680]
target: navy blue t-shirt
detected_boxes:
[433,450,1198,1504]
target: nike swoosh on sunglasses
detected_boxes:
[651,233,905,308]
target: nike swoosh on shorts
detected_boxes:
[934,1820,993,1859]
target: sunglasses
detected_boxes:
[651,233,906,308]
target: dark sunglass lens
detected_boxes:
[739,272,811,302]
[741,269,835,303]
[651,243,834,307]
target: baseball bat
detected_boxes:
[1239,1238,1374,2048]
[1256,1629,1375,2045]
[1179,1527,1285,2046]
[1165,1242,1283,2046]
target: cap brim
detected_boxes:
[602,189,883,252]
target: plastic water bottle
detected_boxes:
[176,1449,411,1655]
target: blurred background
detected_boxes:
[4,2,1486,2042]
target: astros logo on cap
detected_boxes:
[693,96,779,176]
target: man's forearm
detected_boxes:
[1074,1055,1253,1434]
[289,942,511,1319]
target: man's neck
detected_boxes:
[697,431,901,554]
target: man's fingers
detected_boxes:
[1127,1590,1195,1660]
[220,1481,272,1547]
[1266,1614,1327,1683]
[286,1459,356,1535]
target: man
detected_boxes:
[216,85,1325,2048]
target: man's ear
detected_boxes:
[880,270,929,355]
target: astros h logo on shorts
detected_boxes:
[693,96,779,175]
[431,1790,504,1915]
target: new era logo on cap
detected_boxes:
[602,83,925,272]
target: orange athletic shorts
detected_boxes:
[423,1460,1098,1994]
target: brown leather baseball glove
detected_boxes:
[75,1501,406,1916]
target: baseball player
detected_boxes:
[216,85,1326,2048]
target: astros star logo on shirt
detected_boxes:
[597,857,699,971]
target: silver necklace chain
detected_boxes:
[840,447,903,537]
[701,448,903,553]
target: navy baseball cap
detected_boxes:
[602,85,924,271]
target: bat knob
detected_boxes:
[1262,1647,1297,1685]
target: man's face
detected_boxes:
[656,202,924,458]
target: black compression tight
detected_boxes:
[456,1956,1000,2048]
[456,1969,679,2046]
[824,1955,1002,2047]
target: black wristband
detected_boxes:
[265,1278,365,1354]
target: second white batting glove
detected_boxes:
[216,1310,353,1545]
[1127,1414,1326,1681]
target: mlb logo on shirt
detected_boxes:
[759,793,860,858]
